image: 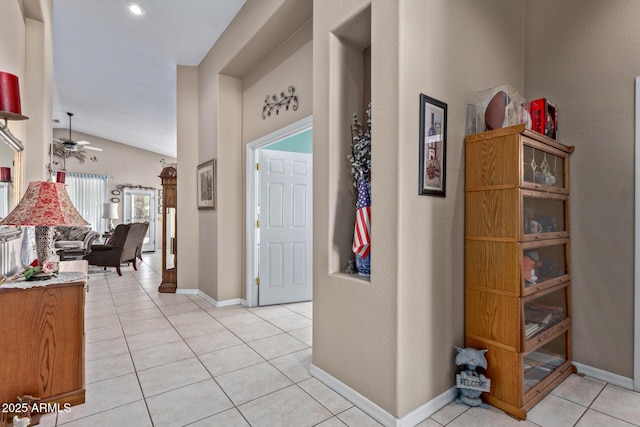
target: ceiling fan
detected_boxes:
[53,112,103,152]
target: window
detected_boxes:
[64,173,108,232]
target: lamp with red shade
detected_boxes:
[0,181,89,266]
[0,71,28,151]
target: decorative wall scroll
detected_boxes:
[262,86,298,119]
[116,184,156,192]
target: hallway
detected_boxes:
[34,254,640,426]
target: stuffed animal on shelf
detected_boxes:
[523,251,542,284]
[455,347,490,408]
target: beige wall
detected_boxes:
[177,65,199,289]
[52,128,176,249]
[0,0,27,185]
[24,0,54,183]
[0,0,53,274]
[312,0,525,417]
[525,0,638,378]
[242,21,313,145]
[397,0,525,416]
[193,0,312,300]
[0,0,27,276]
[240,21,313,300]
[313,0,398,415]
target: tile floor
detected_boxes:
[33,253,640,426]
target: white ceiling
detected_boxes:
[52,0,246,158]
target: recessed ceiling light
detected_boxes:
[128,2,145,15]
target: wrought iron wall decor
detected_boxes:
[262,86,298,119]
[48,141,98,173]
[116,184,157,192]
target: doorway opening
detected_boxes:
[123,187,156,253]
[246,116,312,307]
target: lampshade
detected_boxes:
[102,202,118,233]
[102,202,118,219]
[0,181,89,265]
[0,72,28,121]
[0,181,89,226]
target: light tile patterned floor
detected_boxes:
[34,253,640,426]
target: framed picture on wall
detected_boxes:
[418,93,447,197]
[197,159,216,209]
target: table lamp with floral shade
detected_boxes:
[0,181,89,268]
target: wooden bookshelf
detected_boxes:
[465,125,575,419]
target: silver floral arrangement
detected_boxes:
[345,104,372,274]
[347,103,371,202]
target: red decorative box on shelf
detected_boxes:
[530,98,558,140]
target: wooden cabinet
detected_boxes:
[0,261,87,408]
[465,124,575,419]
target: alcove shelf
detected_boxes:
[330,5,371,279]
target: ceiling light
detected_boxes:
[128,2,145,15]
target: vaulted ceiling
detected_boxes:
[52,0,246,157]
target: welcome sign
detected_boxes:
[456,374,491,392]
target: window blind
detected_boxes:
[64,173,109,232]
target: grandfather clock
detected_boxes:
[158,166,177,293]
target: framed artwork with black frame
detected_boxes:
[197,159,216,209]
[418,93,447,197]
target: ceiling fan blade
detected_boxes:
[76,140,91,145]
[84,146,103,151]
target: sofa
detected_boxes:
[54,226,100,251]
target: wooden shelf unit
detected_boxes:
[464,124,575,419]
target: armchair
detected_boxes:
[131,221,150,261]
[84,223,146,275]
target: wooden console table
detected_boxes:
[0,261,87,408]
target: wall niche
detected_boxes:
[329,5,371,278]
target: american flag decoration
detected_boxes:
[352,175,371,258]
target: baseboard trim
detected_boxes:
[573,362,634,390]
[309,364,456,427]
[400,386,457,427]
[215,297,245,307]
[176,288,198,295]
[176,289,246,308]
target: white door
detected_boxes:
[123,188,156,252]
[258,149,312,305]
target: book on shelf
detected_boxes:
[525,350,565,369]
[529,302,564,314]
[525,303,565,327]
[525,322,544,338]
